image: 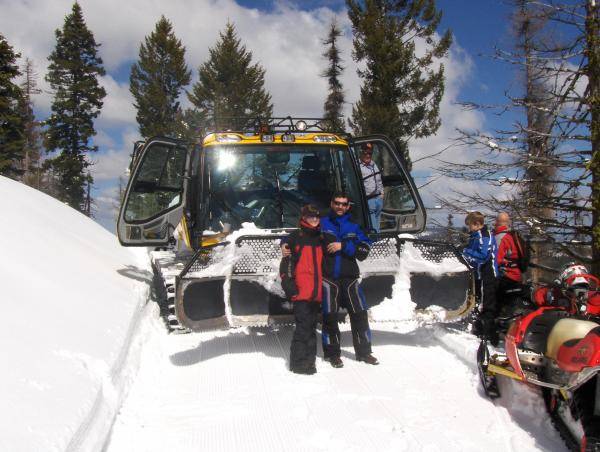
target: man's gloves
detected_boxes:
[355,242,370,261]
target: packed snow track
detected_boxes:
[107,318,566,452]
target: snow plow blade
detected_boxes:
[362,236,476,322]
[173,234,475,331]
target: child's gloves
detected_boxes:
[281,278,299,299]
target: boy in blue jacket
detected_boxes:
[463,211,499,345]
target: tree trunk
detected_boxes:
[588,0,600,276]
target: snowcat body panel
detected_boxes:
[202,132,349,147]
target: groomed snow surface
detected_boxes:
[106,320,567,452]
[1,175,568,451]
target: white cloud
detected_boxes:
[90,128,140,182]
[97,75,137,126]
[92,185,120,232]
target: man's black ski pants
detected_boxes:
[322,277,372,359]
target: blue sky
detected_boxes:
[1,0,527,231]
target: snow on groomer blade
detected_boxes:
[116,117,475,332]
[364,234,475,324]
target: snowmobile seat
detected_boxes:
[545,318,599,360]
[521,310,568,354]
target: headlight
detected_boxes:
[261,134,275,142]
[295,120,307,131]
[313,135,337,143]
[216,134,242,143]
[281,133,295,143]
[217,150,237,171]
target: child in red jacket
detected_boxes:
[280,205,323,375]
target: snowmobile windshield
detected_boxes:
[204,144,366,230]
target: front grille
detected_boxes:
[187,250,213,273]
[368,237,401,261]
[233,237,282,275]
[181,235,465,277]
[408,240,461,263]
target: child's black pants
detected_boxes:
[290,302,320,371]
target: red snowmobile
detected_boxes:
[478,265,600,451]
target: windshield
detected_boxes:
[204,144,366,230]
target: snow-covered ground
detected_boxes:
[0,176,151,452]
[106,319,566,452]
[1,175,568,451]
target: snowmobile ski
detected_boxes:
[477,340,501,399]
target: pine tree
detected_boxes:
[45,2,106,212]
[0,33,25,178]
[188,22,272,130]
[322,20,345,132]
[19,58,43,188]
[130,16,191,139]
[347,0,452,168]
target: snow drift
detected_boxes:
[0,176,151,452]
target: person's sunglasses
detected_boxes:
[332,201,349,207]
[362,151,373,156]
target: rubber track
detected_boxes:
[151,260,189,334]
[543,376,600,452]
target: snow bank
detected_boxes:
[0,177,151,452]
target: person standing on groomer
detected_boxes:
[359,143,384,232]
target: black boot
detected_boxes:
[357,354,379,365]
[290,363,316,375]
[325,356,344,368]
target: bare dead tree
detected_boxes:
[19,58,43,188]
[436,0,598,275]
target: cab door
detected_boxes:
[117,137,192,246]
[351,135,426,233]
